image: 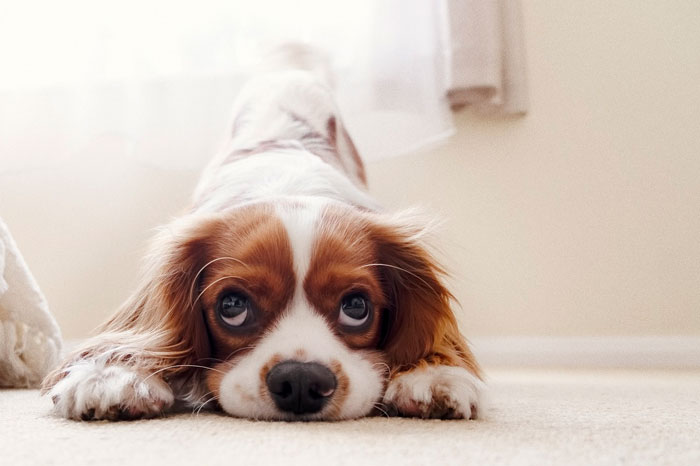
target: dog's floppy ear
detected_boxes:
[42,213,224,390]
[370,213,480,376]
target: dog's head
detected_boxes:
[92,200,469,420]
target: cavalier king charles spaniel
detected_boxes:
[43,45,483,421]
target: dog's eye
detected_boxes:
[219,292,251,327]
[338,294,370,327]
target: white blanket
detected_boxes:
[0,217,62,387]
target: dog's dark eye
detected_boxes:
[338,294,370,327]
[219,292,251,327]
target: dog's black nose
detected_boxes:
[266,361,337,415]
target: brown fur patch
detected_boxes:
[304,207,386,349]
[340,126,366,185]
[308,204,480,379]
[324,359,350,418]
[327,116,366,185]
[257,354,283,403]
[198,203,296,362]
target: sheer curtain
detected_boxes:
[0,0,526,175]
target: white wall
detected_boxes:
[370,0,700,337]
[1,0,699,340]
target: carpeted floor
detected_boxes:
[2,369,699,465]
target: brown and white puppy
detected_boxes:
[42,45,483,421]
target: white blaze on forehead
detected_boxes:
[274,199,325,290]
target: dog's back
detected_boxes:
[193,44,369,212]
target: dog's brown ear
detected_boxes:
[43,213,224,391]
[370,215,480,377]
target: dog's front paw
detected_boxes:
[47,361,174,421]
[382,364,484,419]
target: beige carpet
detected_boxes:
[2,369,699,465]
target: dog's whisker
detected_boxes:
[197,357,225,364]
[142,364,226,383]
[358,263,439,295]
[373,402,390,418]
[194,396,219,416]
[190,390,215,410]
[225,346,256,360]
[372,362,391,374]
[188,256,249,307]
[196,347,254,368]
[191,275,247,310]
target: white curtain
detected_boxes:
[0,0,526,175]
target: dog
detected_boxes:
[42,44,483,421]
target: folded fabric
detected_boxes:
[0,217,62,388]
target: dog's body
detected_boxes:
[43,46,483,421]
